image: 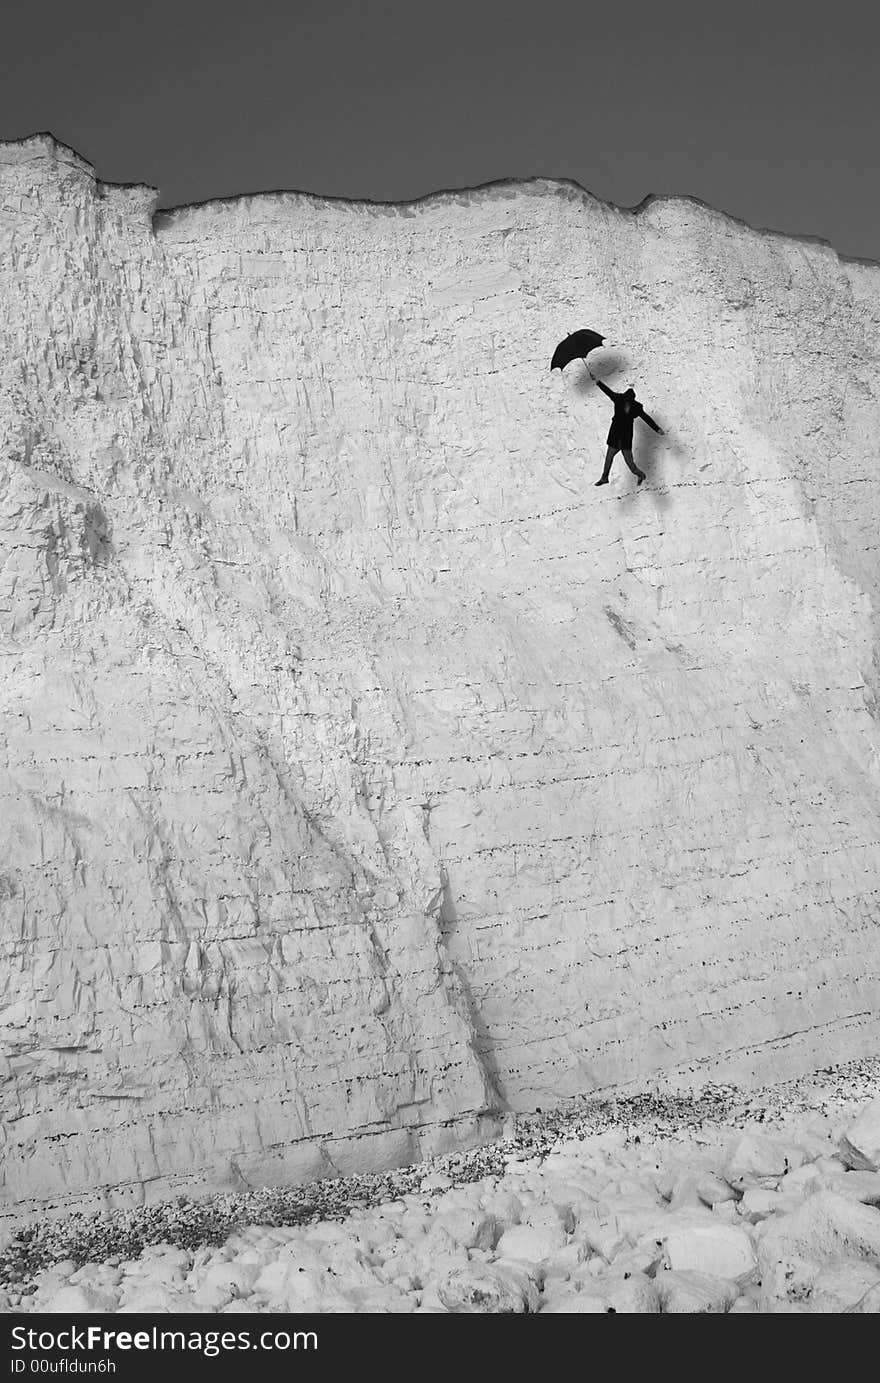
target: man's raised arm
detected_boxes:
[589,372,617,401]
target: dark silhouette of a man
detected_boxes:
[589,370,664,486]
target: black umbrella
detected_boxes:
[550,328,606,372]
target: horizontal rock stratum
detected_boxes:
[1,135,879,1220]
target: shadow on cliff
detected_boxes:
[568,353,626,399]
[436,872,507,1111]
[631,425,676,512]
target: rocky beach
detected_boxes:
[3,1061,880,1314]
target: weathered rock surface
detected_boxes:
[663,1224,756,1281]
[848,1282,880,1313]
[2,135,880,1216]
[840,1098,880,1172]
[654,1270,739,1314]
[756,1191,880,1308]
[495,1223,566,1263]
[437,1263,536,1313]
[6,1084,880,1314]
[723,1133,805,1188]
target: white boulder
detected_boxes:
[577,1215,629,1261]
[696,1173,737,1207]
[495,1222,567,1263]
[757,1191,880,1307]
[438,1264,537,1313]
[191,1283,234,1311]
[739,1187,804,1221]
[833,1171,880,1205]
[41,1284,121,1313]
[480,1189,523,1225]
[759,1190,880,1264]
[435,1208,500,1250]
[724,1133,805,1187]
[541,1292,610,1313]
[808,1259,880,1313]
[601,1272,661,1313]
[655,1270,739,1314]
[198,1262,261,1296]
[116,1288,198,1313]
[840,1099,880,1172]
[664,1224,756,1282]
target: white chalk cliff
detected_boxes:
[1,135,879,1221]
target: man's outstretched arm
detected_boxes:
[640,409,665,434]
[589,373,618,401]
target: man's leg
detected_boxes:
[622,449,646,484]
[595,446,616,485]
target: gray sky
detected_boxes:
[1,0,877,260]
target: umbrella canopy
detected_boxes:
[550,328,606,372]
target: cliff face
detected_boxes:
[1,136,879,1220]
